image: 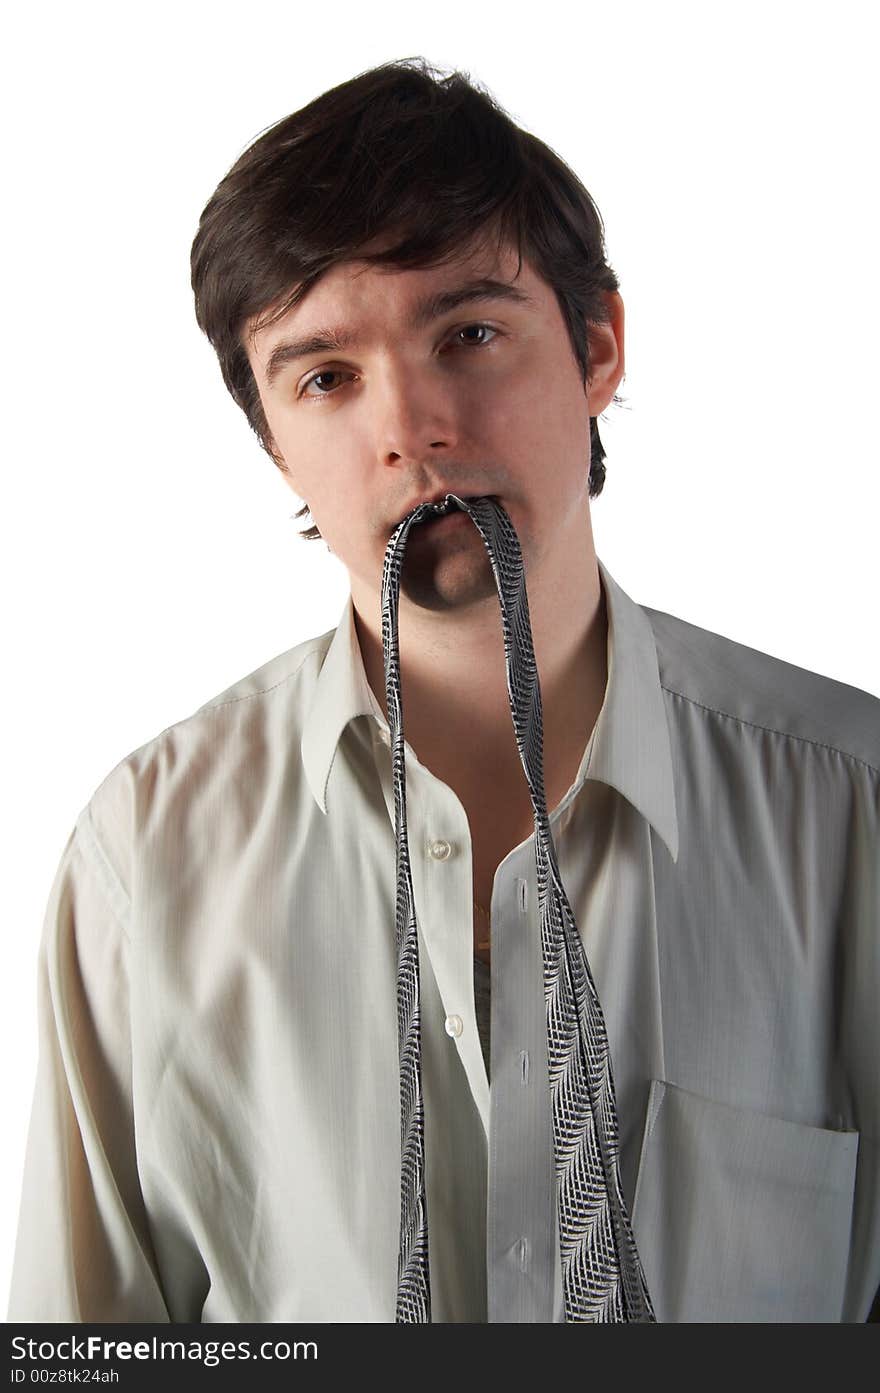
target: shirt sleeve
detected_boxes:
[7,808,171,1322]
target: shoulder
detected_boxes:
[75,623,338,885]
[192,626,334,717]
[642,602,880,779]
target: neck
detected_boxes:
[350,505,608,805]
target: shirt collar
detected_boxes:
[301,557,679,864]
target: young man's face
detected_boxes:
[245,235,623,613]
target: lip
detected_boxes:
[394,492,489,527]
[410,492,473,512]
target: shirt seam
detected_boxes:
[194,647,325,716]
[74,804,133,944]
[66,648,328,950]
[660,683,880,778]
[124,648,327,759]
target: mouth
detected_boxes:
[416,507,471,534]
[410,493,490,524]
[408,494,483,540]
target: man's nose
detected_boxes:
[372,360,461,463]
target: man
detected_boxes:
[8,58,879,1323]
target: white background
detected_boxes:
[3,0,878,1313]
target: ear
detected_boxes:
[585,291,625,417]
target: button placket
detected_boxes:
[428,837,466,1045]
[390,756,490,1127]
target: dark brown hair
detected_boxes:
[190,56,624,541]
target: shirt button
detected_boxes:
[444,1014,463,1038]
[429,839,453,860]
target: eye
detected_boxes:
[298,368,348,400]
[297,322,501,402]
[452,322,499,348]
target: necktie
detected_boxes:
[381,492,656,1323]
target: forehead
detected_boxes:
[246,235,548,359]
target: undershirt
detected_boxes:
[473,955,491,1079]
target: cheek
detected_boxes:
[473,367,586,467]
[494,355,569,423]
[304,469,378,560]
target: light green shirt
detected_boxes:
[7,559,879,1322]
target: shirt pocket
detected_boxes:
[630,1079,859,1322]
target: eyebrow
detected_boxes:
[262,277,537,389]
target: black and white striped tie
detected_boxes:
[381,491,656,1323]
